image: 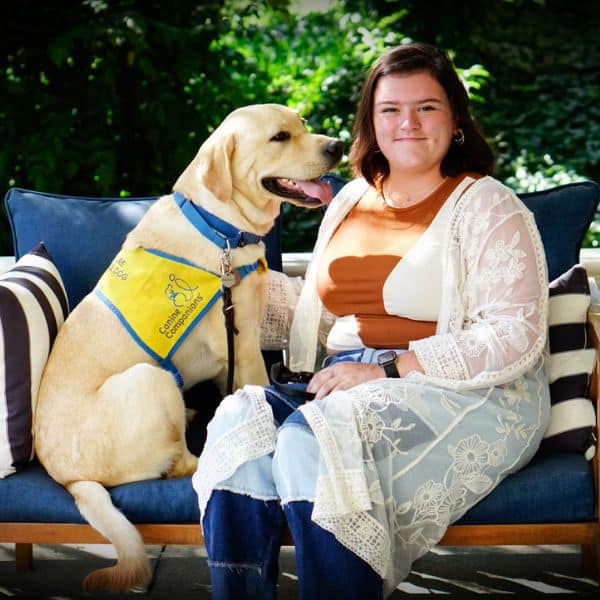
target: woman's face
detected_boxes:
[373,71,455,177]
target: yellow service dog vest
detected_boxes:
[95,247,266,386]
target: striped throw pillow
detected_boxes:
[0,243,69,477]
[542,264,597,460]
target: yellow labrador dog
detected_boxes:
[34,104,342,592]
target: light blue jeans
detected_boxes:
[202,349,400,599]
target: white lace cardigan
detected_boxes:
[197,175,550,596]
[262,175,548,391]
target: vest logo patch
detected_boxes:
[96,247,222,360]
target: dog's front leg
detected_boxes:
[232,323,270,389]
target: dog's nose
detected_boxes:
[324,140,344,163]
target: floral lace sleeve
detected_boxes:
[260,268,337,353]
[409,178,548,387]
[259,269,303,350]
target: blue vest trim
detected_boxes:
[144,247,218,273]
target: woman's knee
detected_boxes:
[202,389,279,498]
[272,411,320,502]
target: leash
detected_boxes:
[220,241,239,396]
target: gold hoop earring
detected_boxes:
[453,129,465,146]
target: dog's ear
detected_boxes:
[194,132,236,202]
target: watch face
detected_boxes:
[378,350,397,365]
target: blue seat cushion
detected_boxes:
[457,451,596,524]
[0,452,593,525]
[0,461,198,524]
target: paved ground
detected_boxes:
[1,543,598,598]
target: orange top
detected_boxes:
[317,174,474,348]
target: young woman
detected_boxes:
[193,42,549,599]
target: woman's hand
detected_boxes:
[307,362,384,400]
[306,351,424,400]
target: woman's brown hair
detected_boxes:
[349,42,495,184]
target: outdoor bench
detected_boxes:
[0,179,599,581]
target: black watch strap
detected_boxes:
[377,350,400,378]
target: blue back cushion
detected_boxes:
[4,189,282,309]
[519,182,599,281]
[4,180,599,306]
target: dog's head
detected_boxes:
[174,104,343,234]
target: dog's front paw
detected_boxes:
[168,450,199,478]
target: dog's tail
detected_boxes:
[67,480,152,592]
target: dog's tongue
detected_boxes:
[279,178,334,205]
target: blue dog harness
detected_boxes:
[95,193,267,388]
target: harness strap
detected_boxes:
[174,192,264,249]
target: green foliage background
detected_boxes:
[1,0,599,254]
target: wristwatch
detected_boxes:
[377,350,400,378]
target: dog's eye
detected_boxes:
[270,131,291,142]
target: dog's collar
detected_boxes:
[173,192,264,249]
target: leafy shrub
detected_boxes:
[215,1,491,250]
[1,0,597,254]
